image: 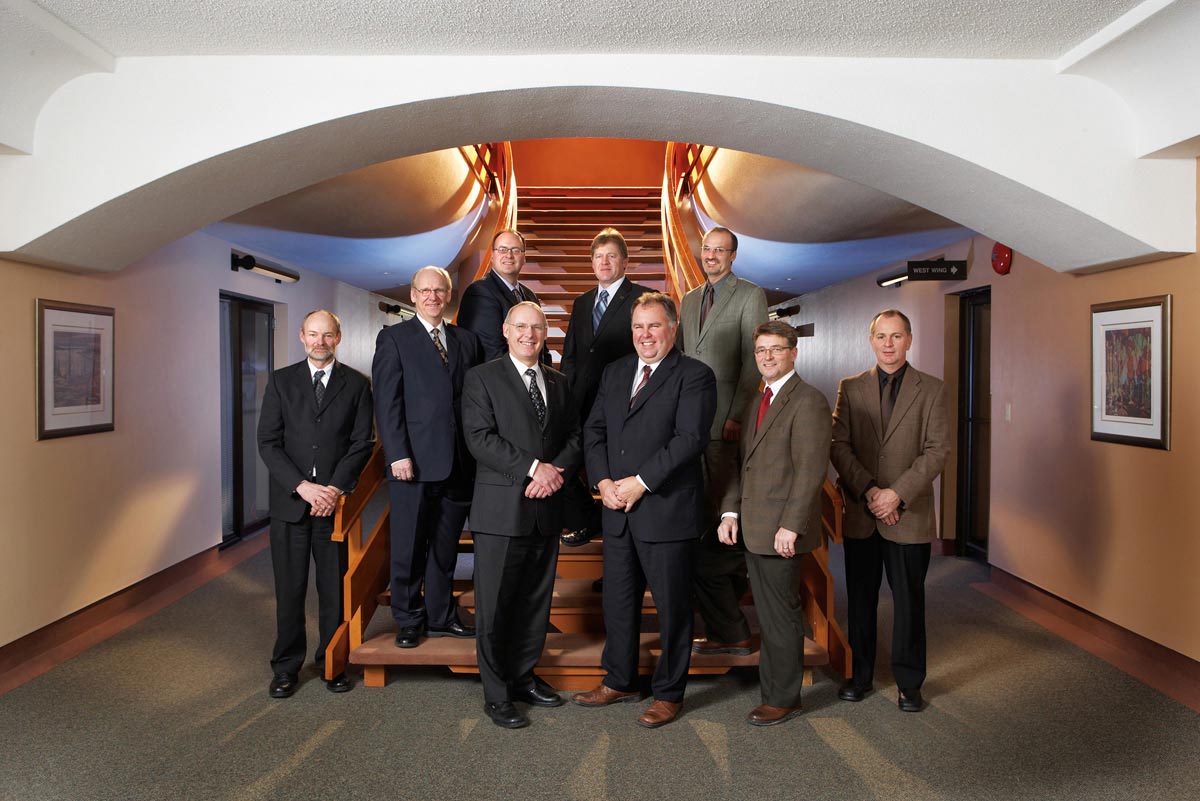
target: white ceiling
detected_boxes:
[32,0,1144,59]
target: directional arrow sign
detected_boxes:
[907,260,968,281]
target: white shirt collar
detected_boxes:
[307,359,335,380]
[493,271,520,293]
[597,276,624,297]
[764,370,795,399]
[415,316,444,336]
[509,354,540,377]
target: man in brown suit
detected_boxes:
[716,321,831,726]
[831,309,948,712]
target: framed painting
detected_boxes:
[1090,295,1170,450]
[36,299,115,440]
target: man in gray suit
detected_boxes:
[681,227,770,655]
[462,302,581,729]
[831,309,949,712]
[716,321,831,725]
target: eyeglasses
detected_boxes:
[701,246,733,255]
[494,246,525,255]
[753,345,792,356]
[413,287,448,297]
[508,323,547,334]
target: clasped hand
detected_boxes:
[525,463,566,499]
[597,477,646,512]
[298,480,341,517]
[866,486,902,526]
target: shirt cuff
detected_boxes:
[528,459,539,478]
[721,512,739,519]
[635,475,651,492]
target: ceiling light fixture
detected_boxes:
[230,251,299,283]
[877,270,908,288]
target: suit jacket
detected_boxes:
[560,279,653,420]
[257,360,375,524]
[371,317,483,483]
[680,273,768,438]
[457,270,551,365]
[721,375,832,556]
[830,364,949,544]
[462,358,582,537]
[584,349,717,543]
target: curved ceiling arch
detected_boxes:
[0,80,1186,273]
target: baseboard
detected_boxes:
[973,568,1200,713]
[0,532,269,695]
[934,538,956,556]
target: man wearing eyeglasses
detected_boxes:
[714,321,831,725]
[462,302,581,728]
[373,266,484,649]
[458,229,551,366]
[558,228,653,548]
[680,227,770,657]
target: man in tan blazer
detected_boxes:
[716,321,831,726]
[831,309,948,712]
[681,227,770,655]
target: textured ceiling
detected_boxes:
[35,0,1144,59]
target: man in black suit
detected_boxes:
[457,229,550,365]
[558,227,652,546]
[573,293,716,729]
[258,309,374,698]
[373,266,484,648]
[462,302,582,729]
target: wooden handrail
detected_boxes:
[324,442,390,680]
[467,141,518,286]
[661,142,708,301]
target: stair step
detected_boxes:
[351,631,829,690]
[522,197,662,210]
[522,186,659,197]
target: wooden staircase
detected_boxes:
[515,186,668,363]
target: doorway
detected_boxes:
[956,287,991,560]
[220,294,275,544]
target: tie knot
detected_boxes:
[525,368,536,378]
[763,386,772,399]
[643,365,652,378]
[598,289,608,301]
[314,370,324,381]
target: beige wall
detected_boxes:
[785,221,1199,661]
[0,232,390,647]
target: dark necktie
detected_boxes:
[593,288,609,334]
[431,327,449,367]
[881,373,896,433]
[755,386,772,432]
[630,364,652,408]
[313,370,325,406]
[699,284,715,328]
[526,368,546,424]
[512,286,524,304]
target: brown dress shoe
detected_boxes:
[572,683,642,707]
[691,637,754,656]
[747,704,803,726]
[637,700,681,728]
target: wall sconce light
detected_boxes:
[231,251,299,284]
[877,270,909,288]
[378,301,415,319]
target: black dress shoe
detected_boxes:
[484,701,529,729]
[325,672,353,693]
[898,688,924,712]
[427,620,475,638]
[838,681,873,702]
[591,578,603,593]
[268,673,298,699]
[514,684,564,707]
[560,528,596,547]
[395,625,423,648]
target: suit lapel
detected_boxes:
[696,275,738,345]
[883,368,921,443]
[317,363,346,412]
[745,377,796,459]
[862,367,885,444]
[627,350,678,417]
[489,270,519,310]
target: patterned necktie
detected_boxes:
[313,370,326,406]
[526,368,546,424]
[880,373,896,432]
[755,386,772,432]
[629,364,652,408]
[592,288,609,334]
[512,286,524,304]
[431,327,449,367]
[699,284,715,328]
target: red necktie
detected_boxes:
[630,365,652,407]
[755,386,773,432]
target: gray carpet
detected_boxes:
[2,545,1197,801]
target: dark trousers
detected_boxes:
[269,512,346,676]
[388,479,468,629]
[844,531,931,691]
[472,530,559,704]
[601,527,696,703]
[745,552,807,707]
[693,438,750,642]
